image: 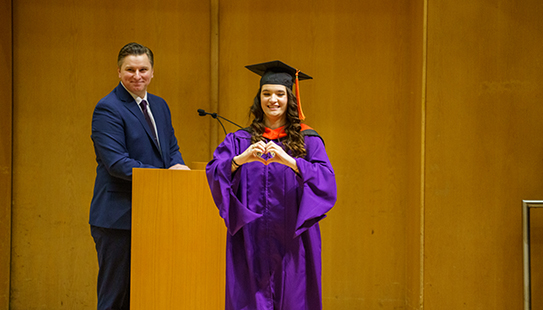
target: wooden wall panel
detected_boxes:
[0,0,12,308]
[11,0,210,308]
[425,1,543,309]
[12,0,543,308]
[218,1,423,308]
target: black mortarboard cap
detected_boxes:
[245,60,312,89]
[246,60,312,120]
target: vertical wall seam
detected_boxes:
[210,0,219,158]
[419,0,428,309]
[9,0,14,307]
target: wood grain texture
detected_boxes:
[0,0,12,308]
[131,169,225,310]
[8,0,543,308]
[424,1,543,309]
[10,0,210,308]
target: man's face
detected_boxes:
[118,54,154,98]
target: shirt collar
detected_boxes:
[120,82,148,104]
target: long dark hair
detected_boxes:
[248,87,307,158]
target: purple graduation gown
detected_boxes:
[206,129,337,310]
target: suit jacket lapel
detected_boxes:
[116,83,162,155]
[148,97,170,164]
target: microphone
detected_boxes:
[197,108,212,117]
[197,109,243,135]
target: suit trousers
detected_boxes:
[91,225,131,310]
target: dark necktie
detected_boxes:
[139,100,158,143]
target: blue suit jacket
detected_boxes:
[90,83,185,229]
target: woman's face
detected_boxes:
[260,84,288,126]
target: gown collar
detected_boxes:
[262,124,313,140]
[263,126,287,140]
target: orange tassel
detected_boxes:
[295,70,306,120]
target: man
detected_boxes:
[90,42,189,310]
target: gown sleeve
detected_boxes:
[293,135,337,237]
[206,133,262,235]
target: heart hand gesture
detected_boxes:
[232,141,299,173]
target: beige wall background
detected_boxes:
[2,0,543,309]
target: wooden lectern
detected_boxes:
[131,168,226,309]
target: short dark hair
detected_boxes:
[117,42,154,68]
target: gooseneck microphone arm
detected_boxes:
[197,109,243,135]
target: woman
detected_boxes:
[206,60,337,310]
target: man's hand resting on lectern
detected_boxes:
[169,164,191,170]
